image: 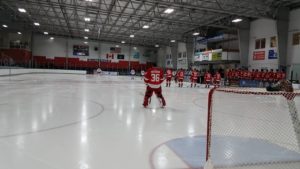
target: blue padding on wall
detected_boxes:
[239,80,259,87]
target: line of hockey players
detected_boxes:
[227,69,286,86]
[165,68,221,88]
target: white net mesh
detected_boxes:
[207,88,300,169]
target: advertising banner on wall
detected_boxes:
[201,51,211,61]
[194,52,202,61]
[143,49,152,57]
[117,54,125,60]
[211,49,222,61]
[73,45,89,56]
[268,49,278,59]
[253,51,265,60]
[133,51,140,59]
[110,47,121,53]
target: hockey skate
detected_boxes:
[143,98,151,108]
[158,98,166,108]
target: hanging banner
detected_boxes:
[166,54,173,68]
[165,47,173,68]
[177,43,188,69]
[177,53,188,69]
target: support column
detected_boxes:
[66,38,69,69]
[171,43,178,70]
[276,7,289,70]
[238,20,250,68]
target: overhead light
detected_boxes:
[44,32,48,35]
[84,17,91,22]
[143,25,149,29]
[133,47,137,50]
[85,0,93,1]
[2,25,8,28]
[18,8,26,13]
[116,45,120,47]
[34,22,40,26]
[170,40,176,43]
[121,41,125,44]
[155,44,159,47]
[130,34,134,38]
[84,28,89,32]
[84,36,88,39]
[164,8,174,14]
[50,37,54,40]
[193,32,200,36]
[232,18,243,23]
[17,32,22,35]
[84,42,88,44]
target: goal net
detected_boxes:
[206,88,300,169]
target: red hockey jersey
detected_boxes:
[144,67,164,88]
[177,70,185,80]
[166,69,173,78]
[205,73,212,81]
[214,72,221,81]
[191,70,199,80]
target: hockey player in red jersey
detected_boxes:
[143,66,166,108]
[214,71,221,88]
[177,69,185,88]
[268,69,275,84]
[165,69,173,87]
[190,69,199,88]
[204,71,212,88]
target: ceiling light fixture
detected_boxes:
[44,32,48,35]
[170,40,176,43]
[34,22,40,26]
[84,36,88,39]
[84,42,88,44]
[2,25,8,28]
[130,34,134,38]
[143,25,149,29]
[50,37,54,40]
[155,44,159,47]
[232,18,243,23]
[164,8,174,14]
[193,32,200,36]
[17,32,22,34]
[18,8,26,13]
[121,41,125,44]
[116,45,120,48]
[84,17,91,22]
[84,29,89,32]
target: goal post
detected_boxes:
[206,87,300,168]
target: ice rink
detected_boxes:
[0,74,209,169]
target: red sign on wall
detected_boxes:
[253,51,265,60]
